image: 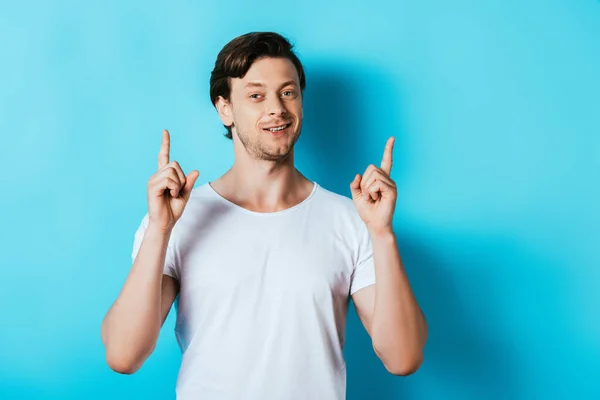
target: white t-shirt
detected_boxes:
[131,182,376,399]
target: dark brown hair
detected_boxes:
[209,32,307,139]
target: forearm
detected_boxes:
[369,230,427,373]
[101,224,171,370]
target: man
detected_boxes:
[101,32,427,399]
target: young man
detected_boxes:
[101,32,427,399]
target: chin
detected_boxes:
[238,126,301,161]
[262,144,294,160]
[259,138,298,161]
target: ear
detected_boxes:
[215,96,233,127]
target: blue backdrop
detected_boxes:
[1,1,598,399]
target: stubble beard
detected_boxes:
[235,124,302,163]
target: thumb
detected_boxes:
[182,170,200,198]
[350,174,362,201]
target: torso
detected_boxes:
[160,182,373,399]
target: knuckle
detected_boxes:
[167,169,179,182]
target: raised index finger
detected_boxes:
[158,129,170,170]
[380,136,395,174]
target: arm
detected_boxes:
[352,230,427,375]
[101,225,179,374]
[101,129,199,374]
[350,136,427,375]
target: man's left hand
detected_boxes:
[350,137,397,235]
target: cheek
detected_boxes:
[289,101,303,119]
[233,106,262,129]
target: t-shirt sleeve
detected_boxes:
[131,214,179,280]
[350,221,376,295]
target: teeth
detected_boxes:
[268,124,288,132]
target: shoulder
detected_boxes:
[132,183,221,246]
[182,182,226,211]
[312,183,366,231]
[313,183,355,210]
[177,182,228,219]
[167,182,231,237]
[187,182,216,202]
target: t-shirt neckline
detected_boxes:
[206,181,319,217]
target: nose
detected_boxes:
[265,95,286,116]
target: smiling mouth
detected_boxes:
[263,123,291,133]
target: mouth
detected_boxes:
[263,123,292,135]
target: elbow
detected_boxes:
[105,348,143,374]
[383,353,424,376]
[375,314,428,376]
[374,342,424,376]
[106,355,139,375]
[105,345,154,375]
[101,325,156,375]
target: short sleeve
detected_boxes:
[131,214,178,280]
[349,222,376,295]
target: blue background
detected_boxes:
[1,1,599,399]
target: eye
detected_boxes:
[282,90,296,97]
[249,93,262,99]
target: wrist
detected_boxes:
[368,227,395,241]
[147,221,174,237]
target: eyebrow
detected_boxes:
[244,80,298,89]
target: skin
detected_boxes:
[101,56,427,376]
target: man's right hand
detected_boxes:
[147,129,200,232]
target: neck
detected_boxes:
[212,141,312,213]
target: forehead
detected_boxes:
[233,57,300,89]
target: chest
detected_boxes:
[175,218,356,305]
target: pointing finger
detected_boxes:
[380,136,395,175]
[158,129,170,170]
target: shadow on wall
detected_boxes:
[394,232,526,400]
[297,61,527,399]
[297,59,411,399]
[294,59,410,197]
